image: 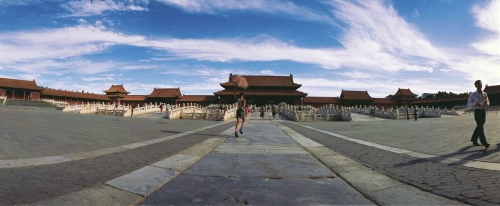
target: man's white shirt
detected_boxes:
[467,91,490,109]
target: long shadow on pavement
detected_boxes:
[393,143,500,168]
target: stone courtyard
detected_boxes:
[1,106,500,205]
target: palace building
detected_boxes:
[214,74,308,105]
[0,74,478,109]
[0,77,43,100]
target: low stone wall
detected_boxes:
[280,103,351,122]
[169,103,243,121]
[41,99,69,109]
[349,106,442,119]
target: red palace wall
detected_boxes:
[31,92,41,100]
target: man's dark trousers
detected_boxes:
[471,109,488,145]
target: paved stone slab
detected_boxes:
[372,184,465,206]
[151,154,201,172]
[184,153,335,178]
[27,184,143,206]
[214,143,308,155]
[178,137,227,156]
[106,166,178,196]
[141,176,374,206]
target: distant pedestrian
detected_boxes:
[160,104,164,114]
[235,93,247,137]
[413,107,418,121]
[131,103,136,118]
[406,107,410,120]
[468,80,490,149]
[278,105,283,120]
[272,105,277,120]
[370,107,374,118]
[260,105,265,119]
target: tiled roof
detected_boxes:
[122,95,147,101]
[148,88,182,98]
[0,77,43,91]
[214,89,307,97]
[221,74,301,87]
[484,85,500,94]
[178,95,218,102]
[303,97,340,104]
[103,85,129,94]
[41,88,110,101]
[373,98,398,104]
[340,90,372,100]
[395,88,417,96]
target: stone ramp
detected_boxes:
[3,99,57,108]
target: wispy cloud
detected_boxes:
[471,0,500,56]
[442,0,500,85]
[260,70,275,75]
[82,77,115,81]
[61,0,148,16]
[156,0,330,22]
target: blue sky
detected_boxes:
[0,0,499,98]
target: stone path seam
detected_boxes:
[0,121,232,169]
[287,121,500,172]
[274,121,465,205]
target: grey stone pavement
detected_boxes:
[0,106,497,205]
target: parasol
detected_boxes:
[229,73,248,99]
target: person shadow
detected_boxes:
[393,143,500,168]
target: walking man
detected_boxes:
[468,80,490,149]
[235,92,247,137]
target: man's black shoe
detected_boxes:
[235,131,239,138]
[473,142,482,146]
[239,128,243,134]
[485,144,490,149]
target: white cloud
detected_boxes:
[156,0,330,22]
[82,77,114,81]
[0,25,144,64]
[61,0,148,16]
[471,0,500,56]
[260,70,274,75]
[327,0,448,71]
[335,71,381,79]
